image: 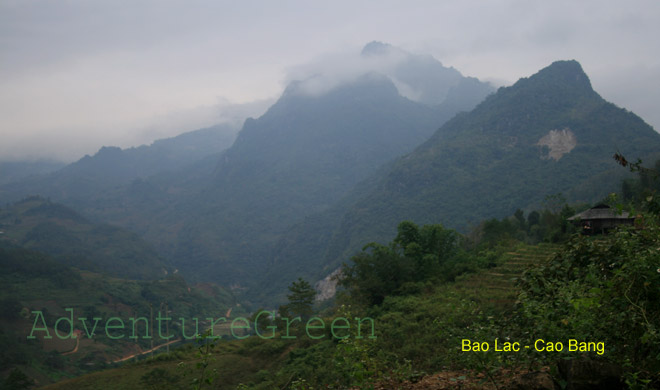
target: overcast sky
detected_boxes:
[2,0,660,162]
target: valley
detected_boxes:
[2,41,659,389]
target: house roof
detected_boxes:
[567,204,632,221]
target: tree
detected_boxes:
[340,221,461,306]
[284,278,316,320]
[340,242,412,306]
[543,193,566,214]
[527,210,540,229]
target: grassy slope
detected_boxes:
[0,243,242,387]
[452,243,559,307]
[41,338,295,390]
[36,243,561,389]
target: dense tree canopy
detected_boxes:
[340,221,462,306]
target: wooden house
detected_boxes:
[567,204,635,235]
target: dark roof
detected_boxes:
[567,204,632,221]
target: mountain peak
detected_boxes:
[361,41,394,56]
[279,72,399,101]
[521,60,593,92]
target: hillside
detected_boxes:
[262,60,660,300]
[0,160,64,186]
[8,163,659,388]
[33,242,563,390]
[30,202,660,389]
[99,46,493,291]
[0,197,169,280]
[163,74,446,285]
[0,44,494,299]
[0,123,237,206]
[0,241,241,387]
[452,243,560,307]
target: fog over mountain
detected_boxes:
[0,42,494,301]
[283,41,482,106]
[253,59,660,304]
[2,1,659,163]
[5,3,660,388]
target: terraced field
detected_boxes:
[36,243,566,390]
[453,243,561,308]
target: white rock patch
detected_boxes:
[536,128,577,161]
[315,268,342,301]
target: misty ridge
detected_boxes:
[2,42,659,302]
[3,38,660,389]
[0,42,497,292]
[283,41,485,104]
[1,41,484,167]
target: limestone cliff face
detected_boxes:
[315,268,342,301]
[536,128,577,160]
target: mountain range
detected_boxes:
[2,46,659,308]
[0,196,169,279]
[255,60,660,303]
[0,43,494,301]
[0,123,238,207]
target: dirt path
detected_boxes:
[62,330,82,356]
[61,336,79,356]
[112,339,182,363]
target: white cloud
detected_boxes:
[281,44,411,97]
[1,0,659,161]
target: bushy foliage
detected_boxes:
[513,213,660,384]
[339,221,467,306]
[508,161,660,386]
[473,196,579,248]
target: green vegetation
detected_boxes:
[514,219,660,386]
[2,368,35,390]
[31,158,660,389]
[0,48,494,308]
[0,196,168,279]
[0,241,241,386]
[280,278,316,320]
[340,221,466,306]
[3,59,660,389]
[253,60,660,307]
[475,195,582,247]
[32,230,549,389]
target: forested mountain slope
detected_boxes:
[259,60,660,303]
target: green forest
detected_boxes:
[2,58,660,390]
[2,157,653,390]
[3,3,660,388]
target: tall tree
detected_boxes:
[284,278,316,320]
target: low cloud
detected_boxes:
[282,43,432,100]
[2,0,659,162]
[135,98,274,148]
[0,97,272,163]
